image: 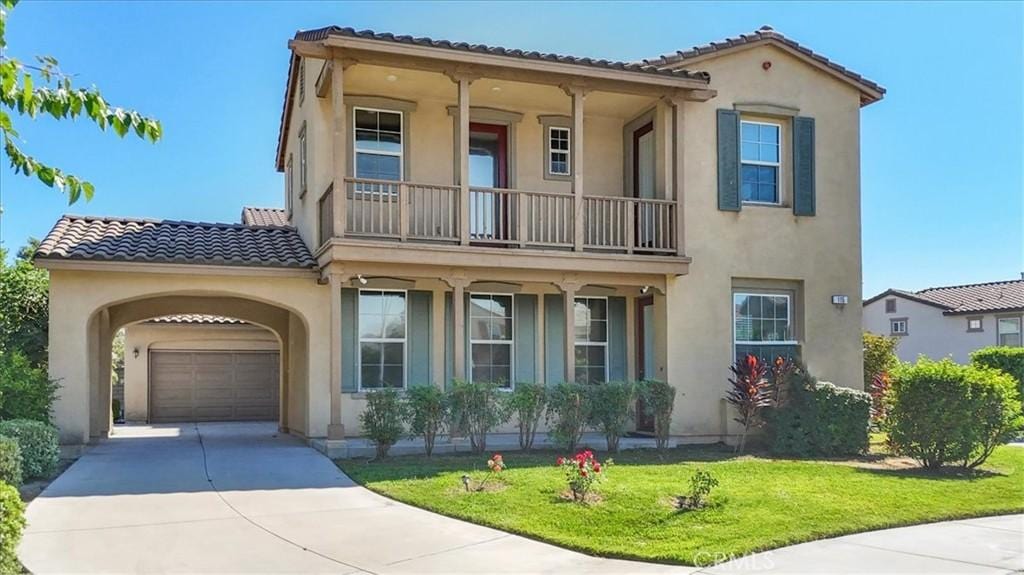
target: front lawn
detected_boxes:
[337,445,1024,566]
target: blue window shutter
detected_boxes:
[514,294,537,383]
[544,293,565,385]
[792,116,816,216]
[717,109,741,212]
[407,290,432,387]
[340,288,358,393]
[444,292,453,389]
[608,296,627,381]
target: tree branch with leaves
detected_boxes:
[0,0,161,204]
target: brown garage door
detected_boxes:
[149,351,279,423]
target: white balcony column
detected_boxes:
[447,69,478,246]
[563,83,587,252]
[447,272,471,380]
[666,93,686,255]
[331,57,348,239]
[557,277,584,382]
[327,268,349,440]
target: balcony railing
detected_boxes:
[340,177,677,255]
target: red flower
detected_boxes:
[556,457,564,466]
[593,463,601,473]
[578,460,585,469]
[493,454,502,461]
[581,470,588,477]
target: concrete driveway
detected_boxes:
[19,422,1024,575]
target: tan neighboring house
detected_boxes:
[35,25,884,452]
[864,279,1024,364]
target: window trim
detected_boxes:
[574,296,610,384]
[285,154,294,217]
[352,106,404,182]
[298,57,305,105]
[298,123,308,198]
[996,315,1022,347]
[548,126,571,177]
[966,316,984,333]
[732,292,798,346]
[356,288,408,392]
[468,292,515,389]
[740,119,783,206]
[890,317,909,336]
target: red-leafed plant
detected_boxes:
[869,372,890,424]
[768,355,799,406]
[726,354,772,453]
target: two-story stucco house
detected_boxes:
[35,25,884,452]
[864,279,1024,364]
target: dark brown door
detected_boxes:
[469,123,510,241]
[635,296,655,433]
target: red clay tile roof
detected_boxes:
[147,315,247,325]
[865,280,1024,315]
[642,26,885,105]
[242,206,289,227]
[35,215,316,269]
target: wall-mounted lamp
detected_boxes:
[357,274,368,285]
[831,295,849,307]
[132,347,140,359]
[640,285,650,295]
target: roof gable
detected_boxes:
[864,280,1024,315]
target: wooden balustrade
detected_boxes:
[341,177,677,255]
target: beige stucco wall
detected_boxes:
[122,323,279,422]
[863,297,1017,364]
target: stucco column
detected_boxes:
[327,271,347,440]
[667,95,686,255]
[448,273,470,380]
[48,278,91,446]
[447,71,476,245]
[556,278,583,382]
[331,56,347,239]
[564,84,586,252]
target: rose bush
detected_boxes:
[556,449,612,502]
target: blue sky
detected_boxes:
[0,1,1021,297]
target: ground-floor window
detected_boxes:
[733,292,798,361]
[574,297,608,384]
[997,316,1022,347]
[469,293,513,388]
[358,290,406,390]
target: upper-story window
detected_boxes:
[890,318,909,336]
[354,108,403,181]
[469,294,514,388]
[574,297,608,384]
[358,290,407,390]
[741,121,781,204]
[548,127,570,176]
[285,154,294,216]
[298,123,308,195]
[997,316,1021,347]
[885,299,897,313]
[967,317,983,332]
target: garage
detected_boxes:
[149,351,280,423]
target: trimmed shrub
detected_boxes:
[405,385,447,456]
[639,379,676,451]
[863,332,899,392]
[0,350,60,423]
[0,482,26,575]
[505,383,547,451]
[546,382,592,452]
[971,346,1024,407]
[888,358,1024,469]
[448,380,506,454]
[0,438,22,487]
[0,419,59,480]
[768,369,872,457]
[359,389,406,459]
[588,381,636,452]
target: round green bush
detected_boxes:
[0,438,22,487]
[0,419,59,480]
[0,482,26,574]
[888,358,1024,469]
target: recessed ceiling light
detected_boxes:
[491,86,502,92]
[386,74,398,82]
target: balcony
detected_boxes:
[337,177,677,254]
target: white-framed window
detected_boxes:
[358,289,407,390]
[740,120,781,204]
[733,293,795,345]
[548,126,570,176]
[574,297,608,384]
[285,154,294,215]
[354,107,403,182]
[469,293,514,388]
[997,316,1022,347]
[298,123,308,195]
[890,318,909,336]
[967,317,983,332]
[298,57,305,105]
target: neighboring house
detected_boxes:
[34,25,884,451]
[864,279,1024,364]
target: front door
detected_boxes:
[632,122,656,249]
[635,296,656,433]
[469,123,509,241]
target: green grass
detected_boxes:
[337,444,1024,566]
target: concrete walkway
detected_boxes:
[18,422,1023,574]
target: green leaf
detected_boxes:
[37,166,55,186]
[82,181,95,201]
[20,72,32,109]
